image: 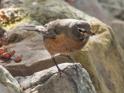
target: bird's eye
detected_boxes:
[77,28,82,32]
[77,28,85,33]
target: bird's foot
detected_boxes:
[57,69,65,77]
[55,65,66,77]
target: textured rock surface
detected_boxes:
[0,8,26,27]
[16,63,96,93]
[98,0,124,20]
[23,0,92,24]
[0,65,22,93]
[67,0,110,23]
[111,20,124,49]
[0,0,23,8]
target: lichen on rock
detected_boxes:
[0,8,27,28]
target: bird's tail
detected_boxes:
[18,25,47,34]
[18,25,57,39]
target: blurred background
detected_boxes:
[0,0,124,93]
[1,0,124,22]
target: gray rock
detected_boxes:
[22,0,92,24]
[98,0,124,20]
[68,0,110,24]
[0,0,23,8]
[111,20,124,49]
[0,65,22,93]
[16,63,96,93]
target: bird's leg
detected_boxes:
[60,54,76,64]
[60,54,79,75]
[51,56,64,77]
[52,57,61,72]
[65,55,78,69]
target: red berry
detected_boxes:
[0,49,5,54]
[2,53,11,59]
[14,56,22,63]
[9,50,15,56]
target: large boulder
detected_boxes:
[0,65,22,93]
[16,63,96,93]
[22,0,92,24]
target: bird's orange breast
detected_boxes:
[44,33,87,55]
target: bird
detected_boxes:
[20,19,94,73]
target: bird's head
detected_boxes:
[69,20,94,41]
[43,19,95,42]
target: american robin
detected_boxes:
[43,19,94,72]
[20,19,94,72]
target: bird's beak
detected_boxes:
[87,31,95,36]
[78,28,95,36]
